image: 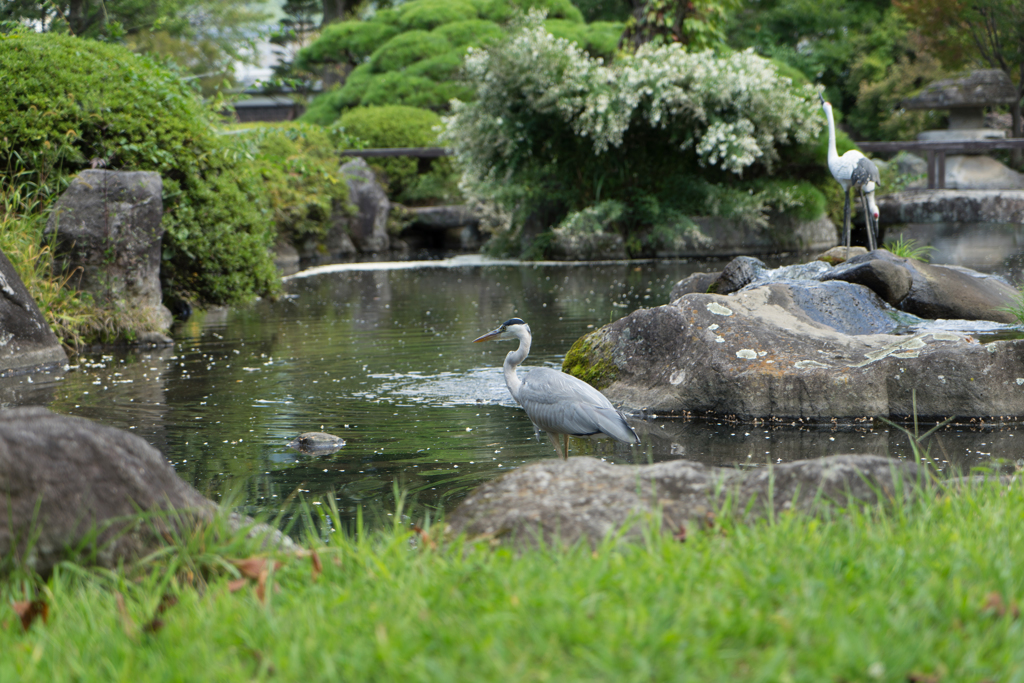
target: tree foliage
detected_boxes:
[0,32,279,305]
[297,0,623,120]
[0,0,271,93]
[896,0,1024,142]
[441,20,828,256]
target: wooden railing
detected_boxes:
[856,139,1024,189]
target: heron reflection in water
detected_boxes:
[473,318,639,459]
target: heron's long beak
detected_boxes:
[473,328,503,343]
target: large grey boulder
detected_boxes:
[0,250,67,376]
[334,158,390,253]
[446,455,926,549]
[0,407,292,575]
[45,170,173,338]
[565,275,1024,420]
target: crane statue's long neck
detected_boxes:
[823,102,839,167]
[503,330,530,404]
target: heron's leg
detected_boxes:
[546,432,565,459]
[842,189,852,258]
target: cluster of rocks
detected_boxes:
[567,250,1024,422]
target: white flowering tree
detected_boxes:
[441,16,827,256]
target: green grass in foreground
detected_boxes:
[3,482,1024,682]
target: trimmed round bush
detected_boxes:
[432,19,504,47]
[397,0,479,30]
[295,21,400,68]
[369,30,452,73]
[339,106,443,196]
[406,48,471,81]
[0,32,278,305]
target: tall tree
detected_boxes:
[1,0,271,92]
[619,0,741,51]
[897,0,1024,160]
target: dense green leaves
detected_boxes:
[0,33,278,306]
[298,0,622,119]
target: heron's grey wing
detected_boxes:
[851,157,880,187]
[518,368,638,444]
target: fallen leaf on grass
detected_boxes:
[310,550,322,581]
[116,593,136,638]
[12,600,48,632]
[228,579,247,593]
[907,671,941,683]
[982,592,1020,619]
[256,569,269,604]
[412,524,437,550]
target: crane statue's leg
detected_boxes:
[860,190,876,251]
[842,189,852,259]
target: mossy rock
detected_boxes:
[562,329,619,390]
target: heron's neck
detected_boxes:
[503,334,530,403]
[823,103,839,166]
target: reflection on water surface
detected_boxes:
[6,238,1024,529]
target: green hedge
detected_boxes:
[338,106,459,204]
[0,32,278,306]
[299,0,618,120]
[230,122,350,246]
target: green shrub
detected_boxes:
[442,21,827,257]
[228,123,350,246]
[369,30,452,73]
[477,0,585,23]
[0,32,278,306]
[396,0,479,30]
[338,106,444,198]
[360,71,473,108]
[295,21,401,69]
[406,48,471,81]
[432,19,504,47]
[299,0,596,119]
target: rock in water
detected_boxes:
[0,250,67,375]
[566,275,1024,421]
[0,407,291,575]
[287,432,346,455]
[45,170,173,338]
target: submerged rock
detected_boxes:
[0,408,293,575]
[287,432,346,455]
[445,455,927,549]
[565,255,1024,420]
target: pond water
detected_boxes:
[6,223,1024,529]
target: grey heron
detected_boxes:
[820,91,881,254]
[473,318,639,459]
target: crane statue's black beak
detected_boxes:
[473,327,503,343]
[818,90,826,105]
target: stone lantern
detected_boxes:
[903,69,1017,142]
